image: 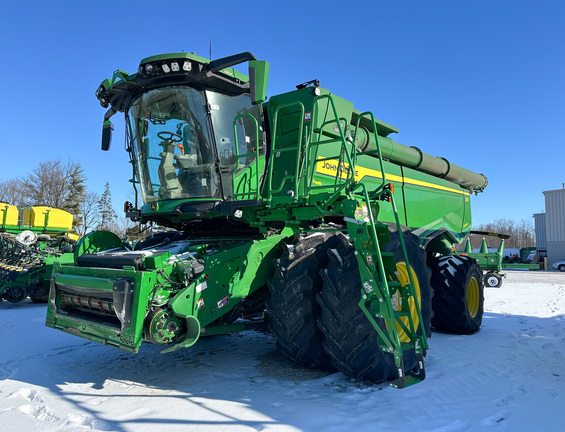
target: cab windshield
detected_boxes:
[127,86,264,203]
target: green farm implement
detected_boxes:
[46,51,489,388]
[457,231,541,288]
[0,204,76,303]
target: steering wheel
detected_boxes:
[157,131,182,143]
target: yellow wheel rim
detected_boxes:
[467,277,480,318]
[394,262,421,343]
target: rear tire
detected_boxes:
[431,255,484,334]
[317,227,431,383]
[266,233,337,369]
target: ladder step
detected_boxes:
[389,353,426,389]
[400,341,417,350]
[397,375,422,388]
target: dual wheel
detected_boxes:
[267,227,484,383]
[267,226,432,382]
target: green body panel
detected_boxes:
[461,251,502,273]
[400,166,471,244]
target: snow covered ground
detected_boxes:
[1,270,564,432]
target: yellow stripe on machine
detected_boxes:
[315,159,469,196]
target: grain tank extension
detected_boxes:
[46,51,488,388]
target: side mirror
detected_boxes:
[249,60,269,105]
[101,120,114,151]
[202,53,269,105]
[101,107,117,151]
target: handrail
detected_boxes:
[305,95,356,204]
[353,112,388,194]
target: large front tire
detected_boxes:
[266,233,337,370]
[317,227,431,383]
[430,255,484,334]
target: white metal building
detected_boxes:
[536,188,565,267]
[534,212,547,254]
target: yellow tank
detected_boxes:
[0,203,19,227]
[22,206,73,231]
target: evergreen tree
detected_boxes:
[97,182,117,230]
[63,164,86,233]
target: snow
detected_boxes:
[1,271,564,432]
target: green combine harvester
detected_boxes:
[46,51,488,388]
[1,204,76,303]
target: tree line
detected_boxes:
[0,159,126,237]
[464,218,535,249]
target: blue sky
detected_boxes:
[1,0,563,226]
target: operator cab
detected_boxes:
[97,52,269,218]
[128,86,264,203]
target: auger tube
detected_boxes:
[353,127,488,192]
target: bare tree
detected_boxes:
[78,191,101,236]
[110,215,134,239]
[0,178,25,206]
[20,160,77,208]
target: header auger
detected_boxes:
[46,51,487,388]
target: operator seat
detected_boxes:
[157,141,182,199]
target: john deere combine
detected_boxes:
[46,52,488,388]
[1,204,76,303]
